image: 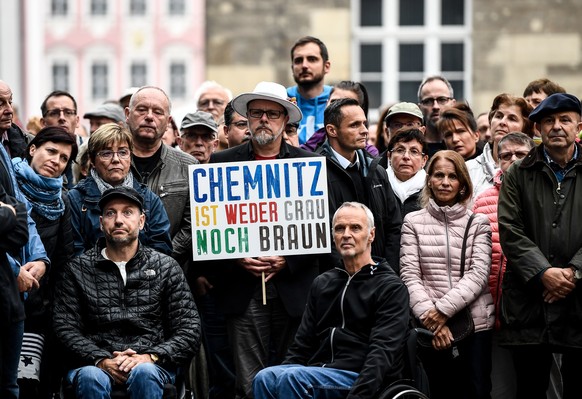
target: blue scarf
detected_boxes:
[12,157,65,220]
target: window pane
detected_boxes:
[449,80,464,101]
[399,44,424,72]
[362,81,382,110]
[360,44,382,73]
[441,43,464,72]
[360,0,382,27]
[399,0,424,26]
[441,0,464,25]
[130,0,146,15]
[169,0,185,15]
[170,63,186,98]
[91,0,107,15]
[92,63,108,99]
[399,81,422,103]
[52,63,69,91]
[131,63,147,87]
[52,0,68,16]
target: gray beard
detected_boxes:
[252,129,283,146]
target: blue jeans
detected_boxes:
[66,363,175,399]
[253,364,358,399]
[1,320,24,399]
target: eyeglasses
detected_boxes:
[97,149,131,160]
[44,108,77,118]
[388,121,422,130]
[248,109,285,120]
[182,132,216,142]
[498,151,529,162]
[390,147,424,158]
[419,97,452,106]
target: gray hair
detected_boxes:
[497,131,535,154]
[332,202,375,231]
[194,80,233,107]
[417,75,454,101]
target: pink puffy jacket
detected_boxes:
[400,199,494,332]
[473,170,505,329]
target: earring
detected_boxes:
[460,187,466,195]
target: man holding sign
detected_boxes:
[206,82,321,398]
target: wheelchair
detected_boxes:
[375,328,433,399]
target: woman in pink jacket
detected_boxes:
[400,150,494,399]
[472,132,534,399]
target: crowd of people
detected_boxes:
[1,34,581,399]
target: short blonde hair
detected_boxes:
[88,123,133,163]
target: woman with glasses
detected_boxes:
[400,150,494,399]
[380,129,428,217]
[472,132,534,399]
[68,123,172,255]
[11,126,77,397]
[467,94,534,199]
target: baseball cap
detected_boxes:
[180,111,218,134]
[84,103,125,122]
[385,102,424,123]
[98,186,144,214]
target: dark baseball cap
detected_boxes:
[529,93,582,122]
[98,186,144,213]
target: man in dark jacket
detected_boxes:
[53,186,199,398]
[316,98,401,272]
[206,81,320,398]
[498,93,582,399]
[253,202,409,399]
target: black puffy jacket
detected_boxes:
[53,240,200,369]
[284,259,410,399]
[316,142,402,272]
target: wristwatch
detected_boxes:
[571,266,582,281]
[149,353,159,363]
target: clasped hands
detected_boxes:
[422,307,453,351]
[17,260,46,293]
[237,256,287,281]
[97,349,154,385]
[542,267,576,303]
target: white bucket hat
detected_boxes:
[232,81,303,124]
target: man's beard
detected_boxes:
[294,71,324,90]
[252,126,284,146]
[105,230,139,248]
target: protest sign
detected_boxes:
[189,158,330,260]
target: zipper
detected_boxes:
[443,211,453,289]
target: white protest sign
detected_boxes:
[189,157,330,260]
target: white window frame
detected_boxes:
[91,61,109,100]
[169,61,187,100]
[351,0,472,110]
[52,62,70,92]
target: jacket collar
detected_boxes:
[317,140,371,176]
[426,198,468,221]
[519,142,582,170]
[233,139,293,159]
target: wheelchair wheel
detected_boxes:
[376,383,430,399]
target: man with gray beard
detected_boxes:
[206,82,320,398]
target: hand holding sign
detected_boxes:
[237,257,271,278]
[260,256,287,282]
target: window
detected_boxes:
[51,0,68,16]
[169,0,185,15]
[170,63,186,99]
[352,0,471,108]
[131,62,147,87]
[92,62,108,99]
[91,0,107,15]
[129,0,146,15]
[52,63,69,91]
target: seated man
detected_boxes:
[53,186,200,398]
[253,202,410,399]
